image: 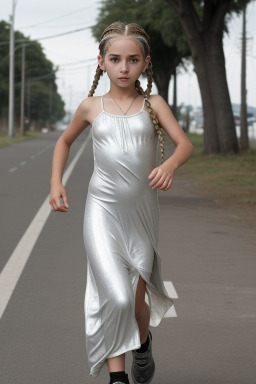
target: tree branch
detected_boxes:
[211,0,230,33]
[164,0,179,13]
[203,0,215,28]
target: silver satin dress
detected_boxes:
[83,96,174,377]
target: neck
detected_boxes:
[107,83,139,100]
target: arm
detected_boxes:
[148,95,194,191]
[49,98,92,212]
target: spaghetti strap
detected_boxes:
[101,95,105,112]
[141,97,146,111]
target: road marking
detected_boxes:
[144,280,178,318]
[164,281,178,298]
[30,155,36,159]
[0,131,91,320]
[164,281,178,317]
[19,161,27,166]
[9,167,17,173]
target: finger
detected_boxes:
[62,192,69,208]
[51,199,58,211]
[148,168,159,179]
[149,171,164,186]
[163,178,173,191]
[157,178,170,190]
[151,174,167,189]
[57,205,68,212]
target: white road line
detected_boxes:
[0,131,91,320]
[164,281,178,318]
[19,161,27,166]
[30,155,36,159]
[9,167,17,173]
[164,281,178,298]
[144,280,178,318]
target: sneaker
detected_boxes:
[131,330,155,384]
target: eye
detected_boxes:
[130,58,138,63]
[110,58,119,63]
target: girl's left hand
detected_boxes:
[148,164,174,191]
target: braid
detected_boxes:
[145,62,153,98]
[88,65,103,97]
[135,77,165,164]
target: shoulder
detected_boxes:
[78,96,101,112]
[147,94,170,114]
[75,96,102,123]
[147,95,172,119]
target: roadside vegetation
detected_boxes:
[176,133,256,216]
[0,130,44,148]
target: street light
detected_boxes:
[8,0,18,138]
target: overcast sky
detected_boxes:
[2,0,256,112]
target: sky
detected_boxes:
[1,0,256,113]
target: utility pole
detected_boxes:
[49,82,53,130]
[8,0,18,138]
[240,3,249,150]
[20,42,26,135]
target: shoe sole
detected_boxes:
[131,361,155,384]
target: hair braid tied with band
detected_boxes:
[88,21,165,163]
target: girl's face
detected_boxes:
[98,37,150,89]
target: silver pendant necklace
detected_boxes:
[111,95,138,115]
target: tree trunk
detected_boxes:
[203,33,238,153]
[190,40,220,153]
[166,0,239,154]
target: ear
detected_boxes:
[98,54,106,71]
[142,55,151,73]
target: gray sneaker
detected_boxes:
[131,330,155,384]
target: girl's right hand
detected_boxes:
[49,181,69,212]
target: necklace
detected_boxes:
[111,95,138,115]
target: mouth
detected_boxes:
[119,77,129,80]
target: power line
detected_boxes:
[22,22,92,29]
[0,25,94,46]
[58,58,97,67]
[17,5,94,29]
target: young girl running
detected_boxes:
[49,22,193,384]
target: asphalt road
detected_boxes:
[0,129,256,384]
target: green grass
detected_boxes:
[175,133,256,208]
[0,130,44,148]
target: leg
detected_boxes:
[107,353,125,373]
[107,275,149,373]
[135,276,150,344]
[131,276,155,384]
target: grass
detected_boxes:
[164,132,256,215]
[0,130,44,148]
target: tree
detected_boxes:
[164,0,253,154]
[0,20,65,130]
[91,0,191,101]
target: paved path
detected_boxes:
[0,129,255,384]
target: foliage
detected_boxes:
[0,20,65,126]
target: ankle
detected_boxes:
[109,371,129,384]
[136,330,151,353]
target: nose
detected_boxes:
[120,59,128,73]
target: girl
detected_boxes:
[49,22,193,384]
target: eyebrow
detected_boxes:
[108,54,141,58]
